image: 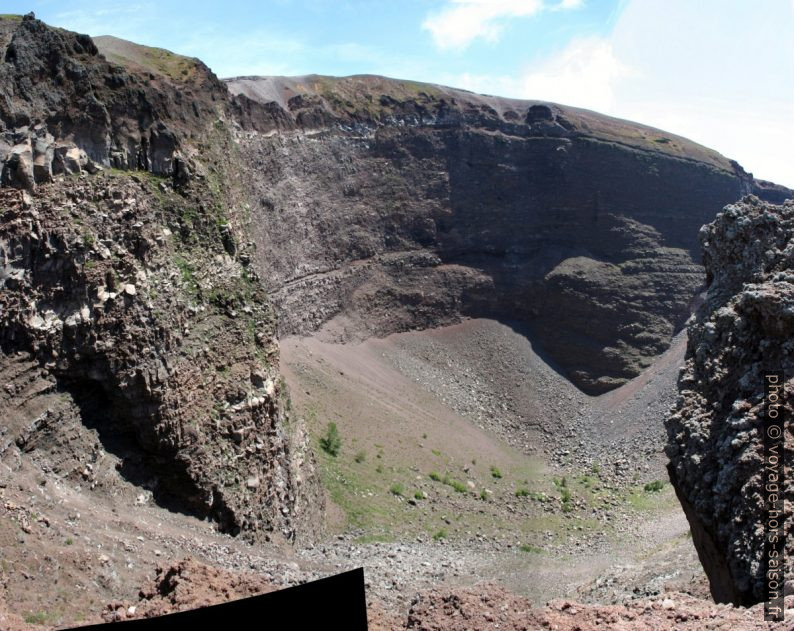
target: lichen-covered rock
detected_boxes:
[665,195,794,605]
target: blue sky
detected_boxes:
[5,1,793,186]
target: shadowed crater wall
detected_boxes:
[226,75,792,393]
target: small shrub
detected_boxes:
[354,450,366,463]
[520,544,542,553]
[433,529,447,541]
[480,489,489,501]
[319,422,342,457]
[560,487,572,503]
[376,464,384,473]
[490,466,502,479]
[429,471,442,482]
[390,483,404,496]
[644,480,665,493]
[414,491,424,500]
[65,538,73,546]
[25,613,48,625]
[515,487,530,497]
[449,479,467,493]
[591,463,601,475]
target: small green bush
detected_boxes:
[644,480,665,493]
[25,613,48,625]
[390,483,404,496]
[520,544,542,553]
[354,450,366,463]
[490,466,502,479]
[515,487,530,497]
[449,479,467,493]
[433,529,447,541]
[429,471,442,482]
[319,422,342,457]
[414,491,424,500]
[553,476,568,488]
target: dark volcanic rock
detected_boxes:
[665,196,794,605]
[0,16,322,543]
[0,14,226,184]
[226,75,791,393]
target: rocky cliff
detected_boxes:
[225,74,791,393]
[665,196,793,605]
[0,14,322,543]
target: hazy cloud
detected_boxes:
[450,0,794,186]
[422,0,579,51]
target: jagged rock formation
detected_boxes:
[666,196,793,605]
[0,13,222,188]
[225,75,791,393]
[0,14,322,542]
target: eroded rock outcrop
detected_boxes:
[0,14,322,543]
[666,196,794,604]
[0,13,225,189]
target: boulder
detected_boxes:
[32,135,54,183]
[1,141,35,191]
[54,144,89,175]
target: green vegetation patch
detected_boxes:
[319,422,342,457]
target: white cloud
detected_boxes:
[450,0,794,187]
[422,0,581,51]
[517,36,631,111]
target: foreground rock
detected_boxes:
[401,584,793,630]
[666,196,793,604]
[107,571,794,630]
[103,558,274,622]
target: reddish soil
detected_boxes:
[400,584,794,631]
[102,558,274,622]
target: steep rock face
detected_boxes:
[665,196,794,604]
[0,15,322,543]
[0,14,225,188]
[0,177,321,542]
[227,75,791,393]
